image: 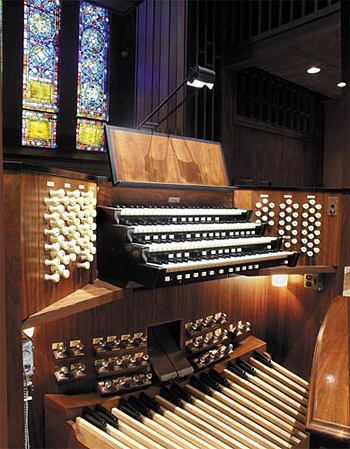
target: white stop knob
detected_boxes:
[302,203,309,209]
[315,221,321,227]
[314,230,321,236]
[285,241,291,248]
[285,225,291,231]
[67,190,80,198]
[315,204,322,210]
[81,253,93,262]
[49,204,64,214]
[307,251,314,257]
[279,220,285,226]
[268,220,274,226]
[69,253,77,262]
[286,199,292,205]
[269,202,275,208]
[45,242,60,252]
[291,238,298,244]
[67,204,80,213]
[44,197,59,206]
[49,189,65,198]
[77,261,90,270]
[293,203,299,209]
[278,229,284,236]
[309,199,316,205]
[44,272,60,283]
[314,247,320,254]
[292,230,298,236]
[44,258,60,267]
[314,239,320,245]
[255,211,261,217]
[44,212,59,221]
[44,228,60,237]
[279,203,285,209]
[262,198,268,204]
[279,211,285,218]
[301,247,307,253]
[255,202,262,208]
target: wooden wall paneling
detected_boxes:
[135,0,186,135]
[0,58,9,449]
[3,173,25,449]
[229,123,321,186]
[158,0,170,130]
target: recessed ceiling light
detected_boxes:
[307,67,321,74]
[337,81,347,88]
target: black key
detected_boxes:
[139,392,163,415]
[237,358,256,376]
[189,376,211,396]
[170,383,193,403]
[159,387,183,407]
[82,413,106,432]
[128,395,152,418]
[227,362,248,380]
[95,404,119,425]
[200,372,221,392]
[209,369,230,387]
[254,351,273,368]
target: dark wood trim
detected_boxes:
[233,113,318,142]
[226,3,340,70]
[306,296,350,441]
[0,56,9,449]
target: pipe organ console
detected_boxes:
[3,129,349,449]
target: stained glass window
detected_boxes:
[22,0,60,148]
[76,1,109,152]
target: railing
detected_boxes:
[229,0,340,45]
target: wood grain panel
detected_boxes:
[234,188,343,266]
[0,72,9,449]
[3,173,25,449]
[135,0,187,134]
[97,183,234,208]
[306,296,350,441]
[106,127,229,187]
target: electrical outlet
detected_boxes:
[327,197,339,216]
[304,273,325,291]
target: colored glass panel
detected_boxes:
[76,1,109,152]
[22,0,60,113]
[22,0,60,148]
[76,118,104,152]
[77,1,109,120]
[22,110,57,147]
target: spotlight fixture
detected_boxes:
[307,67,321,74]
[23,327,35,338]
[337,81,347,88]
[272,274,288,287]
[139,65,216,129]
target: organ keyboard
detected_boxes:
[97,205,299,288]
[47,344,310,449]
